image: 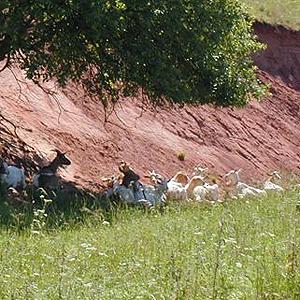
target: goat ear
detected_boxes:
[52,149,62,155]
[236,169,241,173]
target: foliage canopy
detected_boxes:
[0,0,265,106]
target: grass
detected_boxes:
[0,188,299,299]
[241,0,300,30]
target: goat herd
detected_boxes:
[0,149,286,206]
[101,161,285,207]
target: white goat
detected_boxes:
[186,177,220,202]
[185,176,206,200]
[263,171,284,192]
[191,185,208,202]
[190,166,220,201]
[224,169,266,198]
[142,171,169,205]
[163,171,189,200]
[203,182,220,202]
[166,180,188,201]
[141,183,167,206]
[0,158,26,190]
[148,171,188,201]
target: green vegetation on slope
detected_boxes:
[241,0,300,29]
[0,191,299,299]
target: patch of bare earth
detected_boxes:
[0,22,299,191]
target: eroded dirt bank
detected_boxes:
[0,22,299,190]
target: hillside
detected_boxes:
[0,22,300,191]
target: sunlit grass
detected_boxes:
[0,189,299,299]
[241,0,300,29]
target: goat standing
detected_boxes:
[33,150,71,189]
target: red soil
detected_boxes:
[0,22,300,190]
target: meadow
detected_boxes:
[0,189,299,299]
[241,0,300,29]
[0,2,300,299]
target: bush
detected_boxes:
[0,0,265,106]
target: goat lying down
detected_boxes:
[263,171,284,192]
[103,175,167,207]
[164,169,220,202]
[0,158,26,190]
[104,162,222,206]
[224,169,266,198]
[103,163,167,206]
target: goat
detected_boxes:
[263,171,284,192]
[33,150,71,189]
[102,175,121,202]
[191,185,207,202]
[203,182,220,202]
[224,169,266,198]
[119,161,140,188]
[138,171,168,206]
[112,177,136,204]
[118,161,154,204]
[154,171,190,201]
[166,180,188,201]
[0,157,26,190]
[185,176,206,199]
[185,176,220,202]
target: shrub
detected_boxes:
[176,151,186,161]
[0,0,265,106]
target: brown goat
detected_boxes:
[119,161,140,188]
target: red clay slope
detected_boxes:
[0,22,299,190]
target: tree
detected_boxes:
[0,0,265,107]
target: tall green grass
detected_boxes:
[241,0,300,29]
[0,189,299,299]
